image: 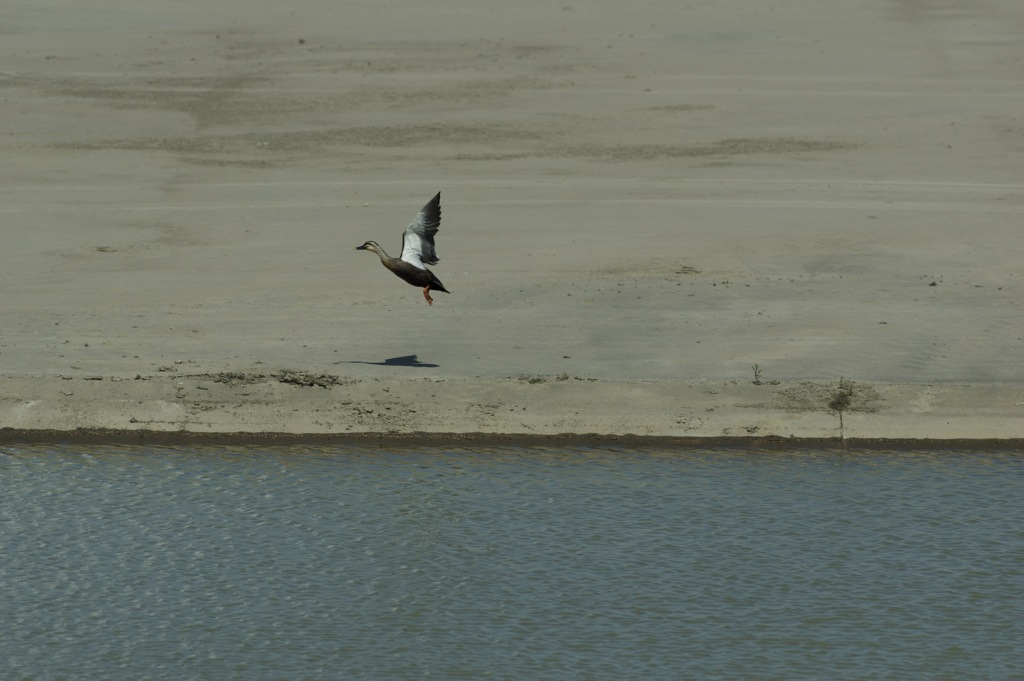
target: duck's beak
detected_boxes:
[355,244,367,250]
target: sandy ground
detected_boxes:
[2,0,1023,441]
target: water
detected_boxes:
[1,444,1021,680]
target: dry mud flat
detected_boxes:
[2,373,1021,444]
[3,2,1024,443]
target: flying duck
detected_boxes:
[356,192,450,306]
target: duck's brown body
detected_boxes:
[369,246,449,305]
[356,192,450,305]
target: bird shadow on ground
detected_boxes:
[337,354,439,368]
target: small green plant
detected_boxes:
[751,363,763,385]
[828,377,854,440]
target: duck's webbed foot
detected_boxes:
[422,286,434,306]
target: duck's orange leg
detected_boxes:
[422,286,434,306]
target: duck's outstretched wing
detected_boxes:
[400,192,441,268]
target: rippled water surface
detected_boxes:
[2,444,1021,680]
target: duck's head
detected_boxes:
[356,240,383,255]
